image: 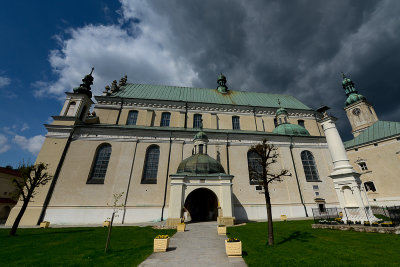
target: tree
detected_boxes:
[105,192,124,253]
[10,162,53,236]
[249,139,291,245]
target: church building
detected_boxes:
[6,71,340,226]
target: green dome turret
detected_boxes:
[276,107,288,116]
[217,73,228,93]
[342,73,366,106]
[194,131,208,141]
[272,123,310,136]
[177,154,226,174]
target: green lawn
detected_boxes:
[228,220,400,266]
[0,226,175,267]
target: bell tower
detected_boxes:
[342,73,378,137]
[54,68,96,125]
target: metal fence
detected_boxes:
[312,206,400,226]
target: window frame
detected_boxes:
[193,114,202,129]
[247,150,263,185]
[358,162,368,171]
[141,145,160,184]
[87,143,112,184]
[160,112,171,127]
[301,150,320,182]
[126,110,139,125]
[232,116,240,130]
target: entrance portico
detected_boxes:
[166,173,235,227]
[166,130,235,227]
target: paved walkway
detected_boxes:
[139,221,247,267]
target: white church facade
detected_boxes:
[7,72,344,227]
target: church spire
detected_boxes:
[73,67,94,98]
[341,73,366,107]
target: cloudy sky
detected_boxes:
[1,0,399,167]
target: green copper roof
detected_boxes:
[177,154,226,175]
[111,83,311,110]
[194,131,208,140]
[276,107,288,116]
[345,93,366,106]
[272,123,310,136]
[344,121,400,149]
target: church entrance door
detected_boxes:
[184,188,218,222]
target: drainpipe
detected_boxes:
[38,127,75,224]
[289,136,308,217]
[253,107,258,131]
[122,140,138,224]
[184,102,188,128]
[226,134,230,174]
[161,133,173,221]
[115,98,124,125]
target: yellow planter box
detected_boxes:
[280,215,287,221]
[217,226,227,235]
[225,240,242,257]
[177,223,186,232]
[103,221,111,227]
[154,237,170,252]
[40,221,50,228]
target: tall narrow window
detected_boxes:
[298,120,305,127]
[274,118,278,128]
[141,145,160,184]
[87,144,112,184]
[301,150,320,181]
[127,110,138,125]
[66,102,76,116]
[193,114,202,128]
[232,116,240,130]
[247,151,262,185]
[161,112,171,127]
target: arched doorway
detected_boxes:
[184,188,218,222]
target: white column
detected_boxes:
[167,176,185,219]
[320,117,353,173]
[319,113,377,222]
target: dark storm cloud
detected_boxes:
[141,0,399,140]
[45,0,400,140]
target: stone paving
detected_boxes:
[139,221,247,267]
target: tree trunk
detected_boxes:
[9,197,30,236]
[264,185,274,245]
[105,212,115,253]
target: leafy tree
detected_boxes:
[249,139,291,245]
[10,162,53,236]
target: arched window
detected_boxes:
[127,110,138,125]
[247,150,262,185]
[232,116,240,130]
[274,118,278,128]
[301,150,320,182]
[298,120,305,128]
[66,102,76,116]
[87,144,112,184]
[364,181,376,192]
[193,114,202,128]
[141,145,160,184]
[161,112,171,127]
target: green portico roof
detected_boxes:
[177,154,226,175]
[272,123,310,136]
[111,83,311,110]
[344,121,400,149]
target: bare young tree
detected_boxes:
[10,162,53,236]
[105,192,125,253]
[249,139,291,245]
